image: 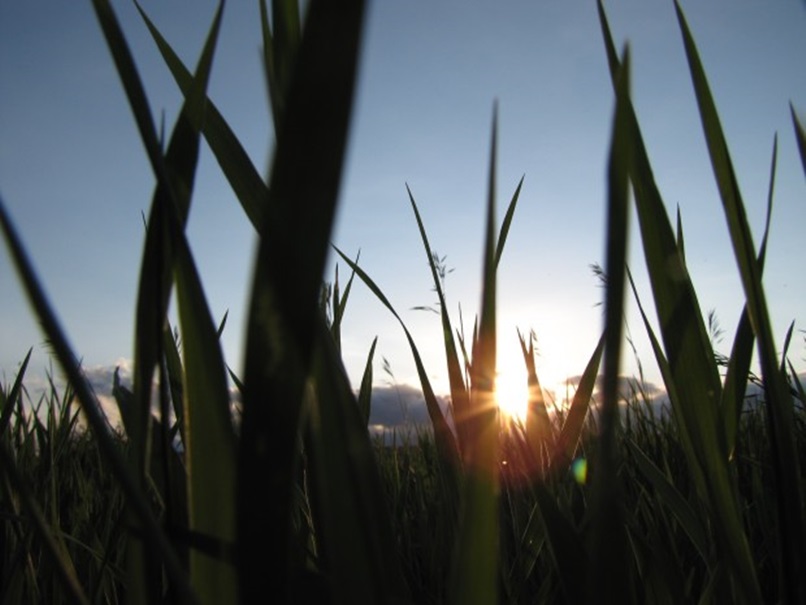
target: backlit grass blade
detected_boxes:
[357,336,378,427]
[448,105,500,605]
[555,333,604,468]
[0,196,197,605]
[600,3,762,599]
[791,103,806,176]
[722,136,776,459]
[675,4,806,600]
[306,316,411,603]
[173,236,237,604]
[0,348,31,438]
[408,185,471,456]
[518,329,553,470]
[335,247,461,468]
[238,1,366,599]
[136,2,267,231]
[587,50,631,603]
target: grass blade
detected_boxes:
[675,3,805,600]
[136,1,267,231]
[587,48,631,603]
[407,185,471,456]
[791,103,806,176]
[174,237,237,604]
[335,247,461,468]
[0,348,31,439]
[448,104,500,605]
[238,1,366,599]
[722,135,776,459]
[357,336,378,427]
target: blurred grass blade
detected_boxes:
[676,3,805,600]
[587,49,630,604]
[791,103,806,176]
[261,0,301,132]
[449,104,500,605]
[136,1,267,231]
[306,317,411,603]
[0,196,197,605]
[238,1,366,600]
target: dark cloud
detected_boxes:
[366,383,449,432]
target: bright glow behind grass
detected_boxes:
[494,347,530,423]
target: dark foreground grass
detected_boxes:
[1,380,804,604]
[1,1,805,603]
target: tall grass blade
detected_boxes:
[722,136,776,459]
[600,2,762,599]
[136,1,267,231]
[238,1,366,600]
[407,185,471,457]
[174,238,237,604]
[335,247,461,468]
[675,4,805,600]
[587,48,631,604]
[448,105,500,605]
[260,0,301,132]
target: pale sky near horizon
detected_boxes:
[1,1,805,415]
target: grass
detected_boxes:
[1,0,805,603]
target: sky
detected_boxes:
[1,1,805,426]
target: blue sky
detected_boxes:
[1,1,805,421]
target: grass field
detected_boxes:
[1,1,805,603]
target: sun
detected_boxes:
[494,362,530,424]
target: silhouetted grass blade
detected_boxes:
[449,105,500,605]
[238,1,366,600]
[136,1,267,231]
[675,3,805,600]
[408,185,471,457]
[587,48,630,604]
[791,103,806,176]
